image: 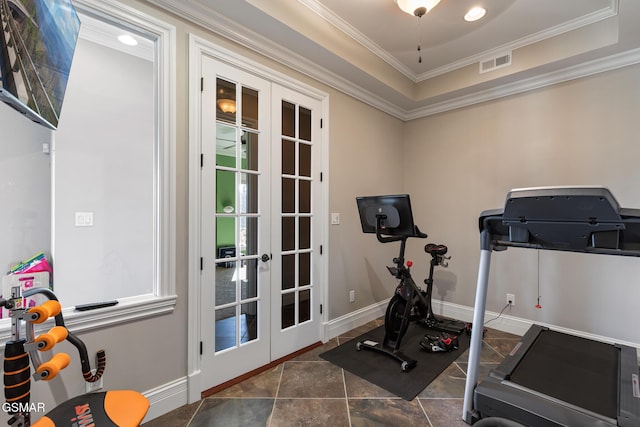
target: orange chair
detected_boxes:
[2,288,149,426]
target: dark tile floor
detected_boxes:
[143,319,520,427]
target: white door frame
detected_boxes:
[187,34,329,403]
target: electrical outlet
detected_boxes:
[85,370,103,393]
[349,290,355,303]
[506,293,515,306]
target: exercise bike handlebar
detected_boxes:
[414,226,428,239]
[374,215,428,243]
[23,288,106,383]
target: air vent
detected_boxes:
[479,52,512,74]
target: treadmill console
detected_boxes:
[479,186,640,254]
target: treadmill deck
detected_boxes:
[509,329,618,419]
[474,324,640,426]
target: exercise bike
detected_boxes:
[355,194,466,371]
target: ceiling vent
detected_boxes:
[479,52,512,74]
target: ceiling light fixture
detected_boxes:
[395,0,441,17]
[464,6,487,22]
[217,99,237,114]
[395,0,441,64]
[118,34,138,46]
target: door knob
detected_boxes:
[261,253,271,263]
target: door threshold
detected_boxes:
[201,341,323,398]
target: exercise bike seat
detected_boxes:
[32,390,149,427]
[425,243,448,256]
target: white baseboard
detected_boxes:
[435,300,533,336]
[321,298,531,341]
[323,300,387,340]
[436,300,640,348]
[328,298,640,348]
[142,377,189,422]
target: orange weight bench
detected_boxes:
[2,288,149,426]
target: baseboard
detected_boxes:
[142,376,189,422]
[329,299,640,348]
[435,300,640,348]
[435,300,533,336]
[321,298,529,341]
[323,300,387,340]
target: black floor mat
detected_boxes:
[320,323,469,400]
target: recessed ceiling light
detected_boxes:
[464,6,486,22]
[118,34,138,46]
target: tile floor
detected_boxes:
[143,319,520,427]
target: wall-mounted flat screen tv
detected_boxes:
[0,0,80,129]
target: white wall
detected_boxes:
[53,37,155,306]
[0,103,51,276]
[403,63,640,345]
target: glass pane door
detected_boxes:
[271,85,322,359]
[199,58,323,390]
[213,79,261,352]
[280,101,313,329]
[200,58,271,388]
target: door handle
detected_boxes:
[261,253,271,263]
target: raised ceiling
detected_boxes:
[147,0,639,119]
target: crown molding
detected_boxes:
[415,0,619,81]
[146,0,407,119]
[297,0,416,80]
[406,46,640,121]
[146,0,636,122]
[297,0,619,83]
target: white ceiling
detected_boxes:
[308,0,613,77]
[77,12,155,61]
[147,0,639,119]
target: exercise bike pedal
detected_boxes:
[431,318,467,335]
[419,333,459,353]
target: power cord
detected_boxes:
[484,302,511,326]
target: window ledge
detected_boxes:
[0,294,177,346]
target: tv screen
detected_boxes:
[356,194,417,237]
[0,0,80,129]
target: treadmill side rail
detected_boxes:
[490,325,546,381]
[618,344,640,427]
[475,378,619,427]
[462,244,492,424]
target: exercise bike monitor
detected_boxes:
[357,194,417,237]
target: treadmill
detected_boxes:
[462,186,640,426]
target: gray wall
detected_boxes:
[402,63,640,345]
[327,92,405,319]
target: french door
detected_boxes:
[199,56,323,389]
[270,85,323,360]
